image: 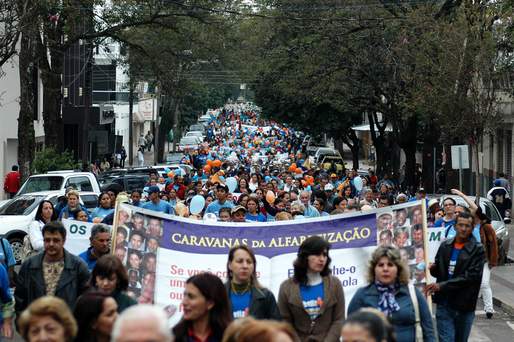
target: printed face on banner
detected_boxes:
[111,201,430,328]
[376,204,428,289]
[113,209,161,305]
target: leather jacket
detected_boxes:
[430,237,485,312]
[15,249,90,315]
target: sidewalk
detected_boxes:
[491,265,514,315]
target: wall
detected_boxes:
[0,57,45,199]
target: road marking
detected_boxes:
[476,310,486,315]
[506,321,514,331]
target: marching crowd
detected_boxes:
[0,104,508,342]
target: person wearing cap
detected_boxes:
[142,186,174,215]
[205,183,234,217]
[487,179,511,218]
[231,206,247,222]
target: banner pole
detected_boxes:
[421,199,434,314]
[111,198,121,255]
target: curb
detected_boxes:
[492,296,514,316]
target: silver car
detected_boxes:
[439,195,510,264]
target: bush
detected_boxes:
[31,148,80,174]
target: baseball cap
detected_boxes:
[324,183,334,191]
[147,186,160,194]
[231,205,246,215]
[330,173,337,178]
[216,183,229,192]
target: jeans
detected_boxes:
[436,303,475,342]
[480,262,494,313]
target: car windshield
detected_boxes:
[18,176,64,195]
[180,137,198,144]
[0,196,44,215]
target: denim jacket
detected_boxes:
[348,283,436,342]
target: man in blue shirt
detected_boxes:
[79,224,111,271]
[142,186,174,215]
[205,184,234,217]
[427,211,485,342]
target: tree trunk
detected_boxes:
[397,115,418,191]
[17,15,36,180]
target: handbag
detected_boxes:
[408,283,424,342]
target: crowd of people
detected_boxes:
[0,103,508,341]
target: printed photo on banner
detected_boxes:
[113,206,164,305]
[109,200,431,327]
[376,203,428,289]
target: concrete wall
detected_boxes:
[0,57,46,199]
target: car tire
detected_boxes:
[8,234,25,265]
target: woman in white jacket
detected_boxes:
[27,200,58,253]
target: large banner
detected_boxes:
[111,200,432,327]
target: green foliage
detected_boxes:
[31,148,80,174]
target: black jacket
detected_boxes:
[15,249,90,315]
[430,237,485,312]
[225,282,281,320]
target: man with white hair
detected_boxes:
[111,304,173,342]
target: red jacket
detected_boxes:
[4,171,20,193]
[166,182,187,200]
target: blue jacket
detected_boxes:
[348,283,435,342]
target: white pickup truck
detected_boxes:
[16,170,101,196]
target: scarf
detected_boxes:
[375,281,400,316]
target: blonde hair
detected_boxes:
[367,246,410,285]
[222,318,298,342]
[235,320,298,342]
[66,190,80,199]
[275,212,293,221]
[18,296,77,342]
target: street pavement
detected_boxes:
[468,222,514,341]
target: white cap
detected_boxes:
[324,183,334,191]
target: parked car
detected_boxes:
[17,171,101,196]
[100,175,149,193]
[152,164,191,179]
[178,136,201,151]
[188,124,205,133]
[0,190,98,262]
[438,195,511,264]
[99,167,158,180]
[314,147,342,164]
[185,131,205,141]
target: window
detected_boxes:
[66,176,93,192]
[18,176,64,195]
[81,195,98,211]
[0,196,43,215]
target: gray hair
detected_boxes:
[90,223,111,239]
[111,304,172,342]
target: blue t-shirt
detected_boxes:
[0,264,12,324]
[142,200,175,215]
[448,244,464,279]
[444,224,481,242]
[245,213,266,222]
[91,207,114,219]
[205,200,234,217]
[230,291,251,318]
[434,218,456,228]
[300,282,324,320]
[0,238,16,268]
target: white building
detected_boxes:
[0,58,46,199]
